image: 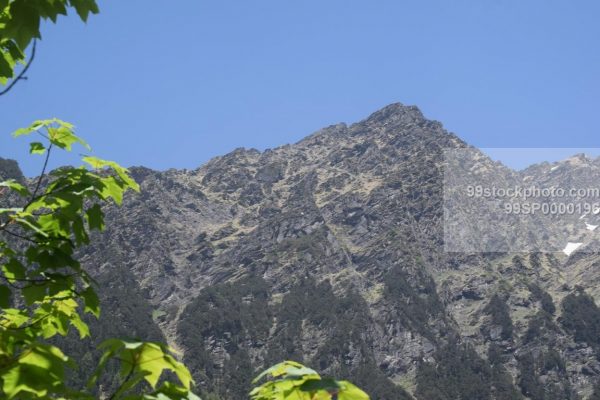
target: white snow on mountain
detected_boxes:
[563,242,583,256]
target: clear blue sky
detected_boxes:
[2,0,599,176]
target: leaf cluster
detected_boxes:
[0,0,98,84]
[250,361,369,400]
[0,120,196,399]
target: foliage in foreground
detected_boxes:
[251,361,369,400]
[1,0,99,86]
[0,120,198,399]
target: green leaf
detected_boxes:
[336,381,370,400]
[85,203,104,230]
[48,125,90,151]
[0,49,14,81]
[6,1,41,49]
[33,0,67,23]
[299,378,340,392]
[14,216,49,237]
[0,207,23,214]
[99,175,124,204]
[13,119,90,151]
[69,0,100,22]
[69,313,91,338]
[251,362,370,400]
[2,258,26,280]
[0,179,30,196]
[81,286,100,317]
[0,284,11,308]
[23,284,46,305]
[83,156,140,191]
[88,339,125,388]
[13,119,55,137]
[72,215,89,245]
[4,39,25,64]
[92,340,194,391]
[2,344,70,399]
[29,141,46,154]
[2,364,51,399]
[145,382,202,400]
[136,343,193,389]
[112,371,149,399]
[1,308,30,328]
[252,361,319,384]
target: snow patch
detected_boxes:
[586,223,598,231]
[563,242,583,256]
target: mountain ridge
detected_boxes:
[3,103,600,399]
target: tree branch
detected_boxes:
[0,228,39,244]
[108,355,139,400]
[0,40,37,97]
[29,142,52,205]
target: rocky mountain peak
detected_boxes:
[563,152,593,166]
[0,157,25,183]
[363,102,425,124]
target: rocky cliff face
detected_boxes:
[0,158,25,182]
[3,103,600,400]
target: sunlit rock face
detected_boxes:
[5,104,600,400]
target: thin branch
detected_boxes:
[108,355,138,400]
[1,273,55,285]
[0,347,34,375]
[2,278,21,289]
[24,187,63,211]
[0,312,51,331]
[35,130,49,140]
[0,137,52,233]
[0,275,45,285]
[0,218,14,231]
[0,228,39,244]
[31,209,57,216]
[28,142,52,205]
[0,39,37,97]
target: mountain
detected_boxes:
[0,157,25,182]
[3,103,600,400]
